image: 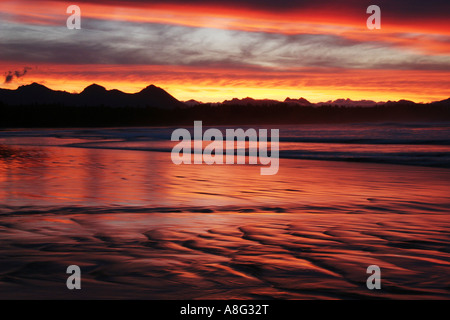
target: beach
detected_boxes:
[0,125,449,299]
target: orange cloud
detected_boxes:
[1,1,449,103]
[2,0,449,56]
[1,62,448,103]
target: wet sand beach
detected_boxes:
[0,126,449,299]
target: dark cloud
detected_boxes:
[15,68,30,78]
[4,72,13,84]
[4,67,31,84]
[48,0,450,18]
[1,18,449,72]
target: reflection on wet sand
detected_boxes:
[0,141,449,299]
[1,210,449,299]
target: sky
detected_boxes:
[0,0,449,102]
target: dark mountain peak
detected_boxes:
[109,89,125,94]
[184,99,202,107]
[138,84,165,96]
[222,97,281,106]
[81,83,107,95]
[223,97,254,104]
[17,82,51,93]
[134,84,183,109]
[430,97,450,106]
[385,99,415,106]
[284,97,311,105]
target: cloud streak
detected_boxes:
[0,0,449,102]
[1,18,449,72]
[42,0,450,18]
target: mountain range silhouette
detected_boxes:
[1,83,449,109]
[0,83,449,127]
[0,83,184,109]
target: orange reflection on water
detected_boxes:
[1,141,450,299]
[1,142,449,211]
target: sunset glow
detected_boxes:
[1,0,449,102]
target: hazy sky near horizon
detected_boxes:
[0,0,449,102]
